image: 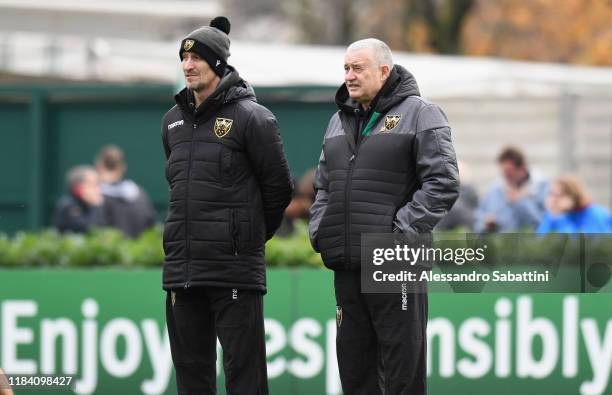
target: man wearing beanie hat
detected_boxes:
[161,16,293,395]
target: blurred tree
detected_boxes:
[355,0,474,53]
[225,0,473,49]
[291,0,329,43]
[225,0,293,42]
[227,0,356,45]
[226,0,612,66]
[404,0,474,53]
[462,0,612,65]
[287,0,356,44]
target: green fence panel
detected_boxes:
[0,85,337,234]
[263,100,336,177]
[0,101,30,234]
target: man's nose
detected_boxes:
[345,69,356,81]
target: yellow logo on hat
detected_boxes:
[183,39,195,51]
[214,118,233,138]
[384,114,402,131]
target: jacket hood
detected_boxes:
[335,65,420,114]
[175,65,256,117]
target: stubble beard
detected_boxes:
[187,80,205,92]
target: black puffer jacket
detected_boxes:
[53,194,106,234]
[161,67,293,291]
[309,65,460,271]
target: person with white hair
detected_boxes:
[53,165,106,234]
[310,38,459,394]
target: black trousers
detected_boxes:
[334,271,428,395]
[165,287,268,395]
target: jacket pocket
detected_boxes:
[312,203,330,252]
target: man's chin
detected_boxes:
[348,92,362,101]
[186,83,203,91]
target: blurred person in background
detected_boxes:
[310,38,459,395]
[161,17,292,395]
[53,165,105,234]
[475,146,548,233]
[537,174,612,234]
[277,169,316,236]
[435,160,478,231]
[95,145,156,238]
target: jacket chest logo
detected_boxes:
[214,118,233,138]
[382,114,402,132]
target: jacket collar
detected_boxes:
[335,64,420,115]
[174,65,256,121]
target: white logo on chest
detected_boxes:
[167,120,184,130]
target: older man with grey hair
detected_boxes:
[53,165,106,234]
[309,38,459,394]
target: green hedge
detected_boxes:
[0,221,323,268]
[1,223,610,270]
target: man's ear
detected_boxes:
[381,64,391,81]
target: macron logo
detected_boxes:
[167,120,184,130]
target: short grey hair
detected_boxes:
[66,165,96,188]
[347,38,393,68]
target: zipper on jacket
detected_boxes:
[344,153,356,270]
[344,110,379,269]
[183,122,196,288]
[230,208,239,256]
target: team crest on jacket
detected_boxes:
[384,114,402,131]
[214,118,233,138]
[336,306,343,327]
[183,39,194,51]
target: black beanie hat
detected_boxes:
[179,16,231,77]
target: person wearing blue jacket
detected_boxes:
[475,146,549,233]
[537,175,612,234]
